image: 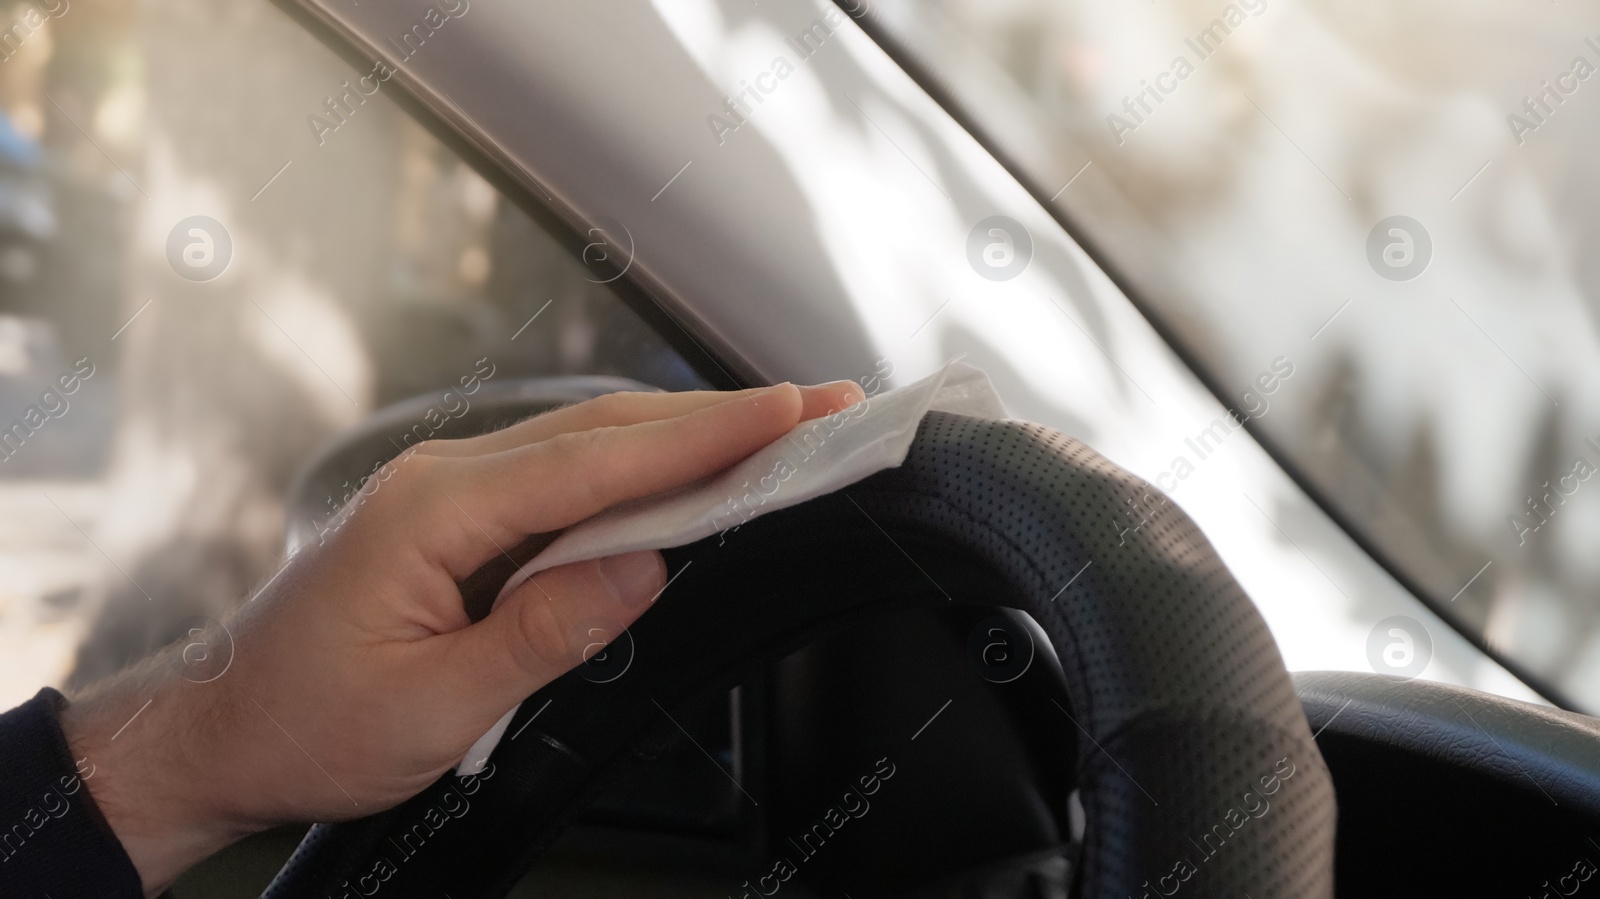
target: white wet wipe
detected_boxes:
[456,361,1006,775]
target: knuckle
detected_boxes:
[582,390,654,423]
[548,423,616,462]
[376,448,446,509]
[586,391,631,416]
[543,427,615,508]
[395,445,441,478]
[583,431,623,504]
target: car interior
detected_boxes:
[3,0,1600,896]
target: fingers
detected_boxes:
[418,382,804,578]
[800,380,866,420]
[439,550,665,713]
[415,389,746,458]
[416,380,865,459]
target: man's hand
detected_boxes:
[60,380,865,895]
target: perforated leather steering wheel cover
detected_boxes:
[263,411,1335,898]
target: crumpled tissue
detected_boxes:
[457,360,1006,774]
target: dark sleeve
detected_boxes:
[0,687,143,897]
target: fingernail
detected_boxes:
[800,380,865,411]
[599,550,665,609]
[753,382,793,398]
[833,380,867,403]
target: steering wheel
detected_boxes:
[262,410,1335,897]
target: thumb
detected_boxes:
[441,550,667,722]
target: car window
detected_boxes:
[867,0,1600,707]
[0,0,706,707]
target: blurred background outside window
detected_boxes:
[7,0,1600,716]
[0,0,701,709]
[874,0,1600,705]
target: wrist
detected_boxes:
[61,669,262,896]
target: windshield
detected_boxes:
[0,0,704,710]
[868,0,1600,705]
